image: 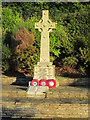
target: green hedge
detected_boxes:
[2,3,90,75]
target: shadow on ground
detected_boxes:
[2,105,36,119]
[3,70,26,77]
[60,72,88,78]
[3,70,33,87]
[3,70,89,89]
[2,117,81,120]
[68,77,89,89]
[11,76,33,87]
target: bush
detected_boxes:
[2,8,40,74]
[11,28,34,52]
[62,56,78,68]
[2,7,22,33]
[79,66,86,75]
[13,46,39,75]
[2,3,90,76]
[2,7,22,71]
[2,44,12,71]
[79,47,90,67]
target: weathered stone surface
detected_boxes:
[35,10,55,63]
[2,75,89,118]
[27,86,48,96]
[34,10,56,83]
[36,86,48,95]
[27,86,38,95]
[34,64,55,80]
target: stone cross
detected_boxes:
[35,10,56,63]
[27,10,58,96]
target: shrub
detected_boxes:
[2,4,90,76]
[11,28,34,52]
[62,56,78,68]
[79,66,86,75]
[2,7,22,33]
[2,8,39,74]
[2,44,12,71]
[79,47,90,67]
[2,7,22,71]
[13,46,39,75]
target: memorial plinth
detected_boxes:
[34,63,55,80]
[34,10,56,80]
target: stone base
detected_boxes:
[33,62,55,80]
[27,86,48,98]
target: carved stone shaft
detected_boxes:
[34,10,56,80]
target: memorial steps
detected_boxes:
[2,76,88,100]
[2,85,88,99]
[2,75,88,118]
[2,104,88,118]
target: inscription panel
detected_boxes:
[34,66,55,80]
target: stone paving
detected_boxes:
[2,75,89,119]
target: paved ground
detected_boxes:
[1,75,89,119]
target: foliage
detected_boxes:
[2,43,12,71]
[2,7,22,71]
[79,47,90,69]
[13,46,39,75]
[2,7,22,34]
[2,3,90,75]
[62,56,78,68]
[24,17,41,48]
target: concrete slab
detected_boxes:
[27,86,38,95]
[36,86,48,95]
